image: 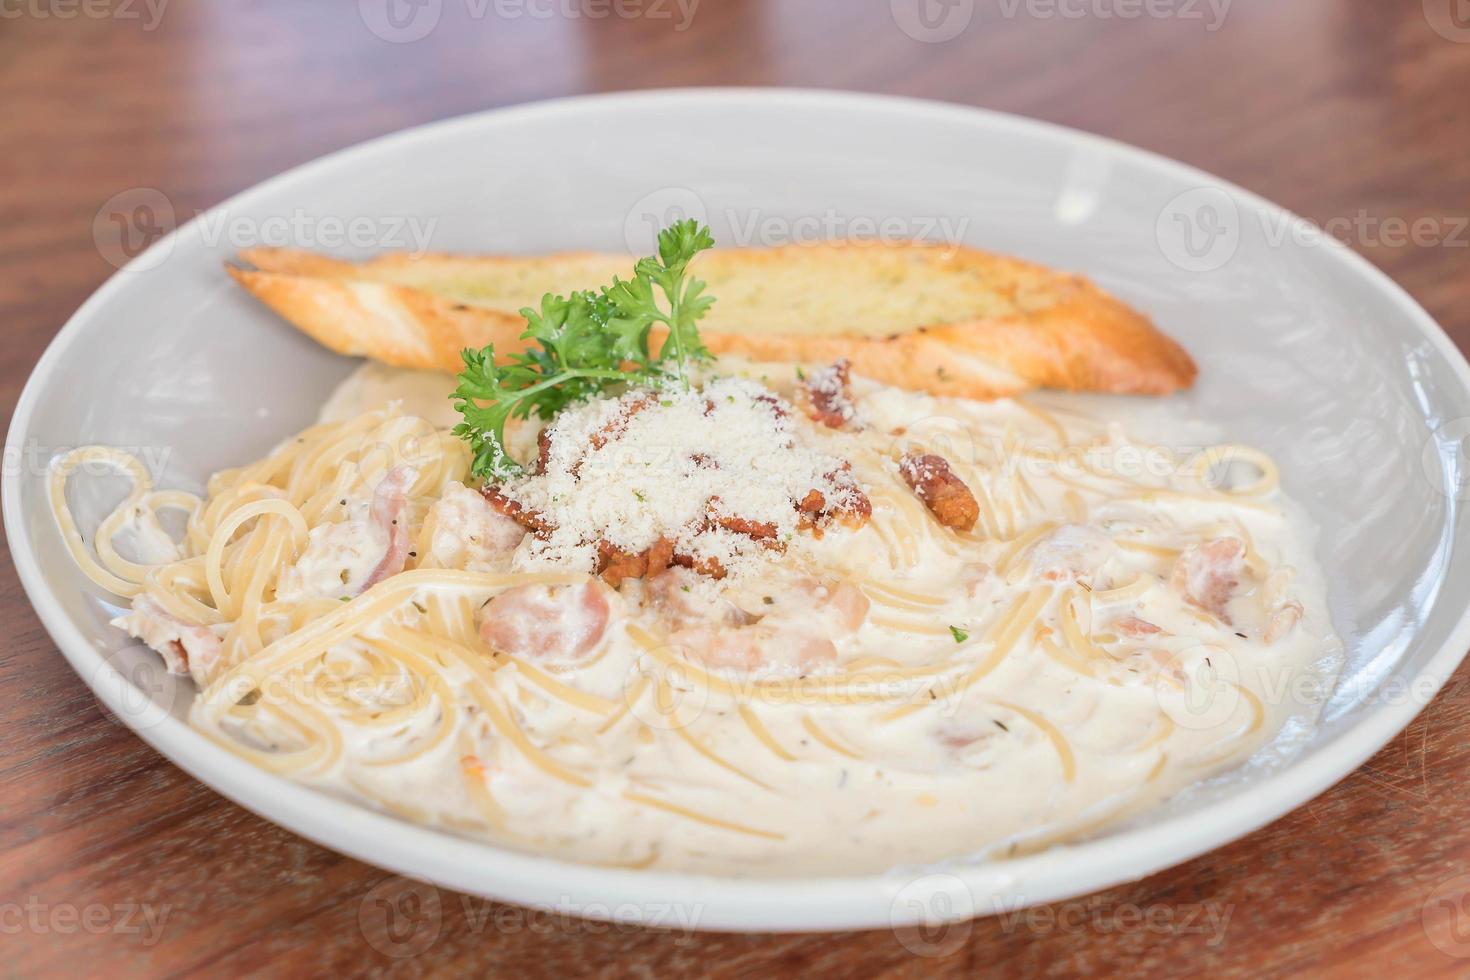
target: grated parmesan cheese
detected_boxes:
[502,377,863,580]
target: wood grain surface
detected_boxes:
[4,1,1470,975]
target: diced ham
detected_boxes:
[1114,615,1162,638]
[276,469,418,603]
[668,577,866,674]
[479,582,615,661]
[791,579,870,634]
[899,453,979,532]
[276,521,383,601]
[112,595,222,683]
[424,482,526,571]
[672,624,837,673]
[645,567,755,629]
[1170,537,1245,621]
[935,723,1001,752]
[362,466,419,590]
[1032,524,1113,583]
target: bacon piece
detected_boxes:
[715,513,781,545]
[596,537,675,587]
[797,488,826,521]
[753,392,789,422]
[598,496,788,586]
[671,551,728,580]
[646,536,675,575]
[599,540,724,584]
[597,544,647,588]
[534,428,553,475]
[796,489,870,533]
[1169,537,1245,621]
[362,465,418,590]
[795,359,856,429]
[899,452,979,532]
[479,582,613,661]
[589,394,654,451]
[796,469,872,534]
[704,497,783,551]
[836,481,874,526]
[480,486,555,535]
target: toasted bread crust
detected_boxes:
[228,243,1196,397]
[227,267,527,371]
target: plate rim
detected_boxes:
[8,86,1470,933]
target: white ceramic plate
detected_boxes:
[8,90,1470,934]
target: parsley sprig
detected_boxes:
[451,220,716,480]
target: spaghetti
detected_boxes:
[46,362,1339,875]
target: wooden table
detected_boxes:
[4,1,1469,974]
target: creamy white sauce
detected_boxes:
[318,362,463,429]
[203,362,1343,875]
[114,505,183,565]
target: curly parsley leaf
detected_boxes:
[604,220,716,373]
[452,220,717,481]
